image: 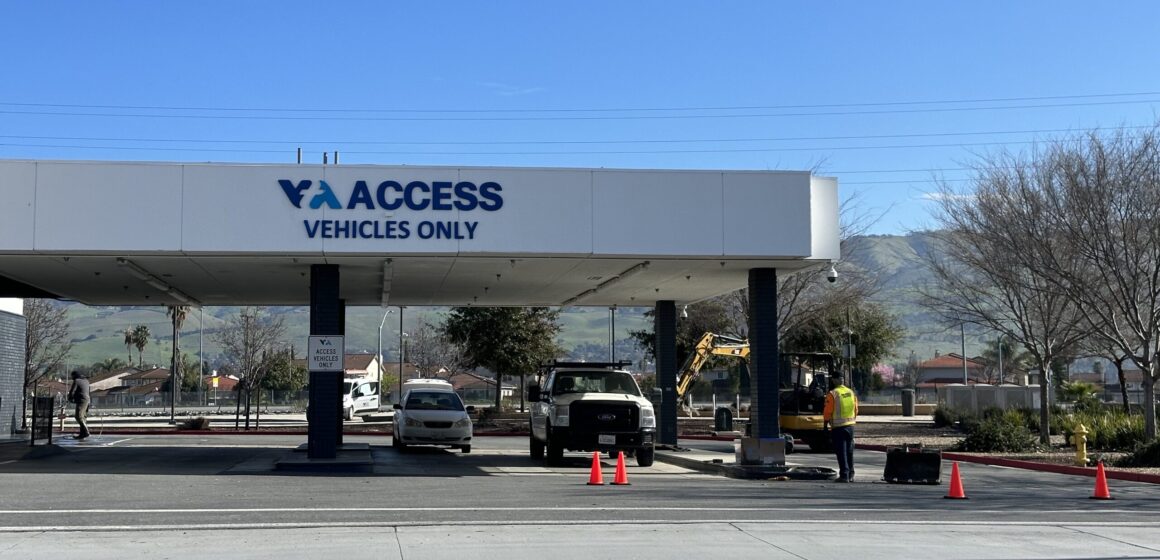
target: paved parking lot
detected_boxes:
[2,434,1158,559]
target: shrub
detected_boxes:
[951,410,1039,453]
[933,406,979,430]
[1011,406,1066,436]
[1114,439,1160,468]
[178,416,210,430]
[932,406,959,428]
[1060,410,1144,451]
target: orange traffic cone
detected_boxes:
[1091,461,1113,500]
[611,451,630,485]
[587,451,605,485]
[944,461,968,500]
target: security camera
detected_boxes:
[827,264,838,284]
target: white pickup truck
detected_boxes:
[527,362,656,466]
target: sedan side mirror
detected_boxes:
[392,403,401,410]
[527,384,541,402]
[465,405,476,413]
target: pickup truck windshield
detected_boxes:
[552,371,640,397]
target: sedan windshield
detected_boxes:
[405,391,465,411]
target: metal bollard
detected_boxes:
[1070,423,1089,466]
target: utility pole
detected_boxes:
[961,323,968,385]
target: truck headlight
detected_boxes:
[405,416,424,427]
[554,405,570,427]
[641,406,656,428]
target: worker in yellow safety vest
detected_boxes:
[823,372,859,482]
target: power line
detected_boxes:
[0,124,1147,147]
[1,90,1157,114]
[2,99,1158,122]
[0,139,1046,156]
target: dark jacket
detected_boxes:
[69,378,91,403]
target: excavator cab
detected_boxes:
[779,352,836,451]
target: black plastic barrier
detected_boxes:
[883,445,942,484]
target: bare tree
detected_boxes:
[213,307,286,430]
[1023,126,1160,439]
[22,299,73,429]
[407,319,469,382]
[922,153,1091,443]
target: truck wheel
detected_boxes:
[546,439,564,465]
[344,407,354,421]
[636,446,655,467]
[529,435,545,460]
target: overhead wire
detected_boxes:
[1,99,1158,122]
[1,89,1157,114]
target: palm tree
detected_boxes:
[123,327,134,365]
[92,357,127,372]
[167,305,189,418]
[132,324,151,367]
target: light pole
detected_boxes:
[199,307,204,406]
[997,334,1004,385]
[377,308,393,398]
[398,306,406,404]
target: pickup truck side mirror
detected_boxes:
[527,384,541,402]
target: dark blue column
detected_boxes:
[308,264,342,459]
[748,268,780,439]
[655,300,678,445]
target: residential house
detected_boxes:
[88,367,142,391]
[120,367,171,387]
[447,371,517,403]
[916,353,987,388]
[1104,368,1154,405]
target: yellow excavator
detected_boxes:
[676,332,835,451]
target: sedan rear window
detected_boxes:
[405,391,464,411]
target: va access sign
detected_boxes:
[279,179,503,241]
[308,335,345,372]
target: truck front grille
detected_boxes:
[570,401,638,432]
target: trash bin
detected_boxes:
[901,389,915,417]
[714,407,734,432]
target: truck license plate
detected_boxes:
[598,434,616,445]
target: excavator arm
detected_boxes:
[675,333,749,409]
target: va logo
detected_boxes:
[278,179,504,212]
[279,180,341,209]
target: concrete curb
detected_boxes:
[857,443,1160,485]
[654,449,836,480]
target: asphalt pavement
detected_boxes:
[1,434,1158,559]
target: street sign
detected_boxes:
[308,335,345,372]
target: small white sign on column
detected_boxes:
[308,335,345,372]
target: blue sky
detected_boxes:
[3,2,1159,235]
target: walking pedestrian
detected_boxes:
[823,372,858,482]
[68,371,91,440]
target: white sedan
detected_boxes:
[392,389,474,453]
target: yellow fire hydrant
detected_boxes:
[1070,423,1089,467]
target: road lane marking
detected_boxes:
[0,506,1151,514]
[0,519,1156,533]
